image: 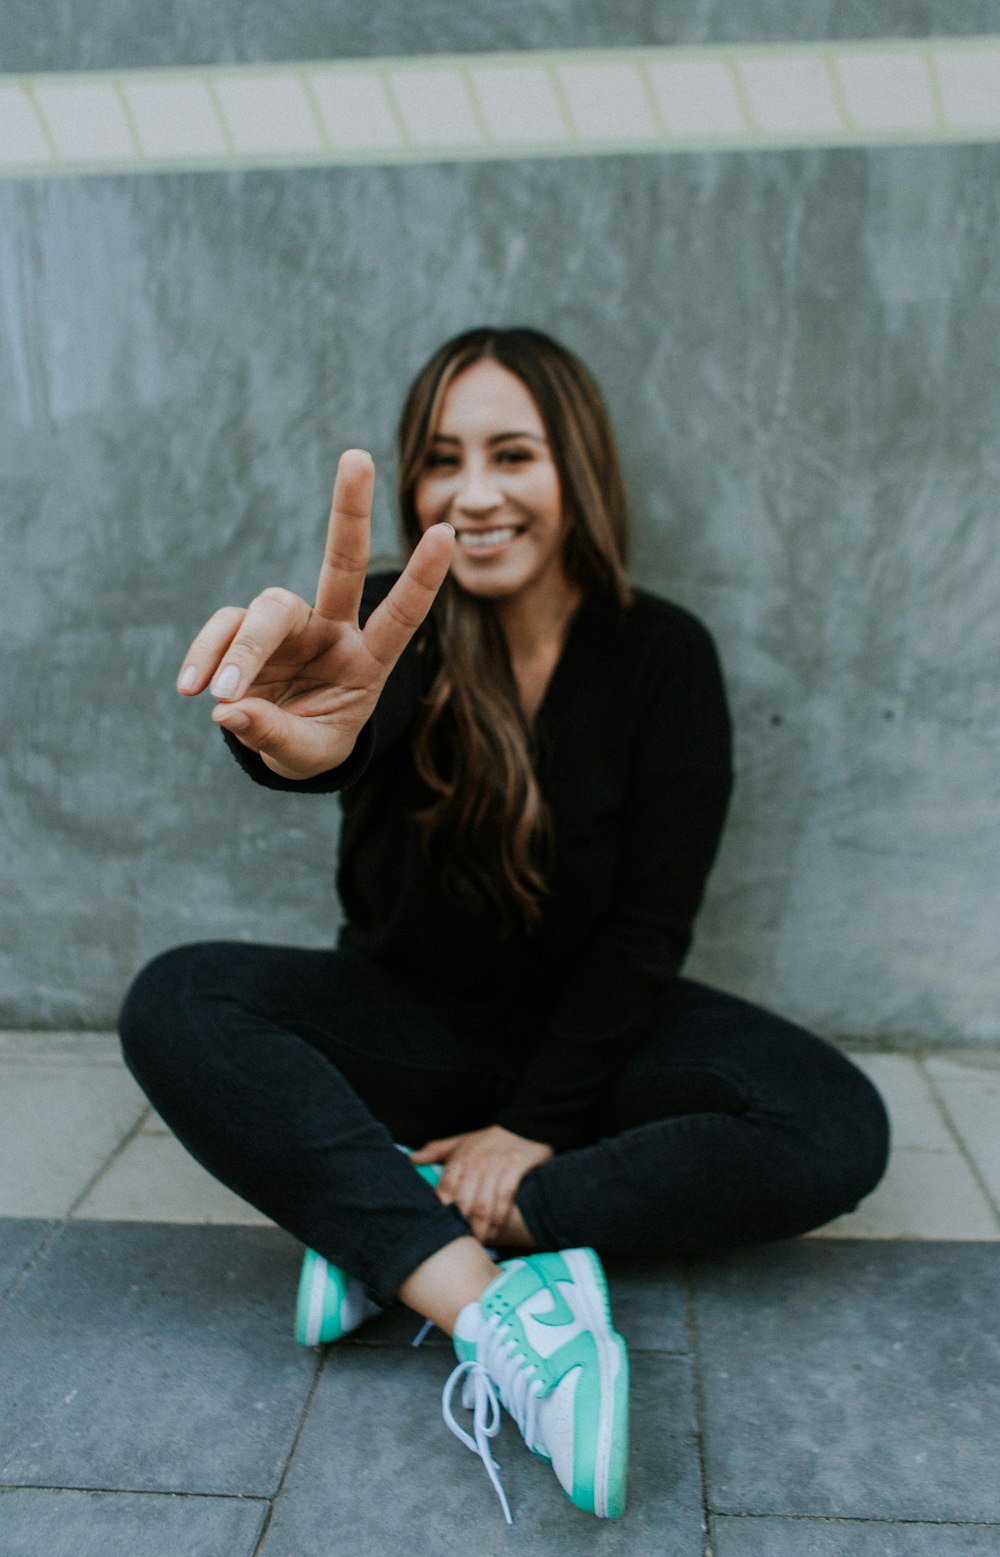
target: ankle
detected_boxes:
[498,1202,536,1249]
[396,1236,499,1335]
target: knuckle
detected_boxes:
[231,630,266,662]
[258,585,298,610]
[203,606,244,635]
[382,594,420,634]
[324,544,366,573]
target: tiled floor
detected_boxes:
[2,1033,1000,1554]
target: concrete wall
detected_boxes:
[2,1,998,1040]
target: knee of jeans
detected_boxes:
[816,1072,892,1220]
[849,1067,891,1196]
[118,942,215,1073]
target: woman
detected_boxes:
[120,326,889,1524]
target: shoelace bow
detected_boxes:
[441,1317,544,1525]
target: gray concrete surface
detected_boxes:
[2,1,998,1041]
[3,1224,1000,1554]
[4,1037,1000,1553]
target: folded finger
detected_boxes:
[436,1159,467,1208]
[206,587,311,702]
[411,1137,458,1164]
[177,607,246,695]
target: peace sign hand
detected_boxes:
[177,450,455,780]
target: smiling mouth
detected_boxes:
[456,525,525,549]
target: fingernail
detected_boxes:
[178,664,198,691]
[210,665,240,698]
[440,521,456,535]
[215,708,249,732]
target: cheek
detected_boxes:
[413,479,441,530]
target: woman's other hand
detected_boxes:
[411,1125,553,1246]
[176,449,455,780]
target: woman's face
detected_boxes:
[413,359,575,609]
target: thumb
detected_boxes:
[211,698,341,780]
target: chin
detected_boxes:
[451,563,525,599]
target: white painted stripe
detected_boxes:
[833,49,939,133]
[645,57,746,138]
[1,37,998,178]
[121,77,229,158]
[33,80,136,162]
[470,65,569,144]
[0,84,53,165]
[213,74,323,156]
[387,68,481,147]
[307,69,404,150]
[935,46,1000,129]
[556,62,658,141]
[740,54,845,135]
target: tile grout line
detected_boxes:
[0,1101,153,1307]
[683,1264,716,1557]
[0,1482,271,1502]
[251,1347,327,1554]
[66,1102,155,1219]
[710,1511,1000,1528]
[917,1053,1000,1231]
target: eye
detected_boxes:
[423,452,459,469]
[496,449,532,465]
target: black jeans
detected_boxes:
[119,942,889,1309]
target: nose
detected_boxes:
[455,465,503,518]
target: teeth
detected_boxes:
[458,527,519,548]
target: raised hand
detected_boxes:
[176,450,455,779]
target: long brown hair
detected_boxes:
[397,327,631,931]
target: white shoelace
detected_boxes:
[441,1317,544,1525]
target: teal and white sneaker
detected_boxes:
[294,1152,443,1346]
[443,1247,629,1522]
[294,1248,382,1346]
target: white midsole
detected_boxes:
[305,1255,328,1346]
[562,1247,620,1517]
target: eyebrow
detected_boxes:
[429,430,547,446]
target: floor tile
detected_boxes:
[923,1055,1000,1213]
[711,1514,1000,1554]
[75,1131,273,1224]
[262,1347,703,1554]
[0,1219,52,1295]
[813,1142,999,1240]
[691,1241,1000,1523]
[846,1053,954,1151]
[601,1255,690,1353]
[0,1064,148,1216]
[0,1223,314,1496]
[0,1488,267,1557]
[0,1032,126,1065]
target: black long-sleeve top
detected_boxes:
[223,572,733,1152]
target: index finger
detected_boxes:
[313,449,375,622]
